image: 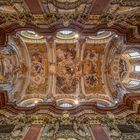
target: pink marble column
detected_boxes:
[90,124,109,140]
[23,124,42,140]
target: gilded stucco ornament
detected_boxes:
[0,111,139,140]
[111,0,140,7]
[0,0,140,139]
[0,0,33,27]
[41,111,92,140]
[102,1,140,27]
[0,113,30,140]
[0,0,139,37]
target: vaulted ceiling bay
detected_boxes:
[0,0,140,140]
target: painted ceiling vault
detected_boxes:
[0,29,139,110]
[0,0,140,112]
[0,1,140,140]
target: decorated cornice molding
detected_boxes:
[0,91,140,116]
[1,23,140,45]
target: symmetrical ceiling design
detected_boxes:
[0,31,113,107]
[0,0,140,115]
[0,29,140,112]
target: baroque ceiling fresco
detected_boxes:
[0,1,140,140]
[0,29,140,110]
[0,0,139,114]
